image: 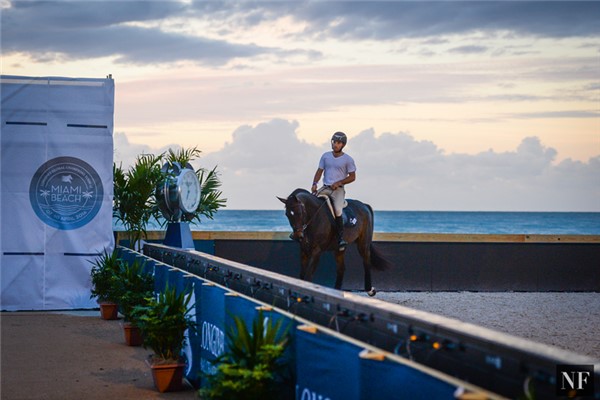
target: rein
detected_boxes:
[299,195,329,233]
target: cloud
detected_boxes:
[215,119,317,172]
[113,131,178,170]
[449,45,488,55]
[1,1,274,65]
[508,110,600,119]
[353,132,598,211]
[3,1,599,65]
[278,2,600,40]
[115,119,600,211]
[199,119,325,209]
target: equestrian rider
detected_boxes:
[311,131,356,251]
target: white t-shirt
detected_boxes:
[318,152,356,185]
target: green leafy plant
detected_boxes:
[518,377,536,400]
[113,153,164,250]
[132,284,195,363]
[112,258,154,323]
[199,310,292,400]
[89,248,122,303]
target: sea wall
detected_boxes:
[118,231,600,291]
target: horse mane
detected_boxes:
[290,188,311,198]
[289,188,321,206]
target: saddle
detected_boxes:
[318,195,358,227]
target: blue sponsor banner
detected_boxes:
[133,254,153,277]
[265,307,297,392]
[186,277,203,386]
[153,263,168,293]
[296,326,360,400]
[140,258,154,277]
[116,248,135,265]
[167,268,185,294]
[224,293,258,332]
[199,283,227,387]
[359,351,457,399]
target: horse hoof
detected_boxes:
[367,287,376,297]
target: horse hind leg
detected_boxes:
[334,251,346,290]
[357,237,376,296]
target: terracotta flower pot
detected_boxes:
[99,302,118,320]
[123,322,143,346]
[148,360,186,393]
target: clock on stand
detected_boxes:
[156,162,201,249]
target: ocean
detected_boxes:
[115,210,600,235]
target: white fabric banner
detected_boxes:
[1,75,115,310]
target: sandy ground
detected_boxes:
[0,311,198,400]
[370,291,600,360]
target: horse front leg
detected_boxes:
[300,248,321,283]
[299,250,309,280]
[334,251,346,290]
[305,249,322,283]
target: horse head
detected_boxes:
[277,191,308,242]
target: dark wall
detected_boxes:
[211,240,600,291]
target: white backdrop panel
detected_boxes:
[0,256,45,310]
[1,75,115,310]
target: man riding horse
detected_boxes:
[311,131,356,251]
[279,132,389,294]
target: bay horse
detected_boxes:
[278,188,391,296]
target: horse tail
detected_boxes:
[364,203,393,271]
[370,243,393,271]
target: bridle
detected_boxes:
[287,200,307,241]
[287,194,328,241]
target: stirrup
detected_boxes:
[338,239,347,251]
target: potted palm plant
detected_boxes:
[112,258,154,346]
[132,284,195,392]
[89,248,122,320]
[113,153,164,251]
[199,309,292,399]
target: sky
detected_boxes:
[2,0,599,211]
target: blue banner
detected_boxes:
[167,267,186,294]
[140,258,154,277]
[199,283,227,387]
[185,277,203,386]
[295,327,360,400]
[224,293,258,332]
[153,262,168,293]
[359,352,457,399]
[116,248,136,265]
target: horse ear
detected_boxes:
[276,196,287,204]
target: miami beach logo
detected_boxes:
[30,156,103,230]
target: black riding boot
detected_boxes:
[335,216,347,251]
